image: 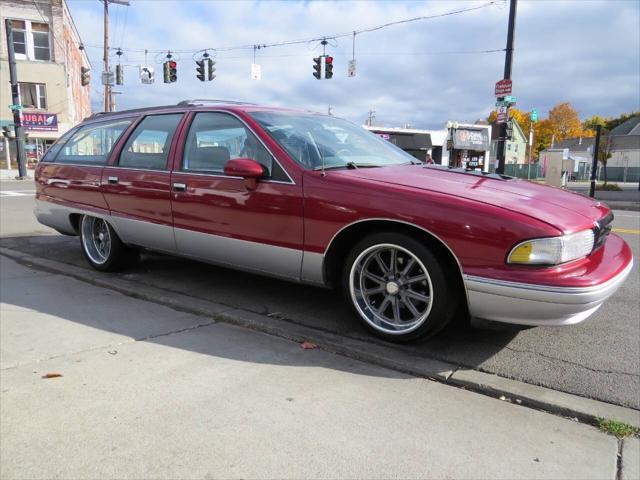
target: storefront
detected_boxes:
[448,126,491,171]
[5,112,59,168]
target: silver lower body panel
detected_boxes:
[464,261,633,326]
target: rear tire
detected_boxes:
[79,215,137,272]
[342,232,459,342]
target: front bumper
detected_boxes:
[464,235,634,327]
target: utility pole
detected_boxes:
[103,0,110,112]
[495,0,518,175]
[366,109,376,127]
[589,124,602,198]
[4,20,28,179]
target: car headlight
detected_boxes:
[507,229,595,265]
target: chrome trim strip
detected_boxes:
[181,109,296,185]
[323,218,468,301]
[464,261,633,295]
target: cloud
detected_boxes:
[67,0,640,128]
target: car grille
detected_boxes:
[593,212,614,250]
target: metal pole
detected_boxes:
[103,0,110,112]
[589,124,601,198]
[527,121,533,179]
[495,0,517,175]
[4,20,28,179]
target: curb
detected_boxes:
[1,245,638,429]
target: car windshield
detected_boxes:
[249,111,416,170]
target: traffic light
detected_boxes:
[207,59,216,81]
[163,60,177,83]
[324,56,333,79]
[196,59,206,81]
[313,57,322,80]
[505,120,514,141]
[80,66,90,86]
[115,65,124,85]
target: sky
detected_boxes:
[67,0,640,129]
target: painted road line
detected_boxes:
[612,228,640,235]
[0,191,34,197]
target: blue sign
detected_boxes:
[21,112,58,132]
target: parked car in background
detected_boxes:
[34,100,633,342]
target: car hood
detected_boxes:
[336,165,610,233]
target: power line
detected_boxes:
[80,1,501,56]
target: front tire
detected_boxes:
[342,233,458,342]
[79,215,137,272]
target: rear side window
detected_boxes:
[118,114,183,170]
[55,118,133,165]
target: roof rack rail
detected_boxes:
[86,104,178,120]
[177,99,257,106]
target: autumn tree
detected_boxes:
[548,102,583,141]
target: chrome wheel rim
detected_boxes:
[349,244,434,335]
[81,216,111,265]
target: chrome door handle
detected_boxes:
[107,176,119,184]
[172,182,187,192]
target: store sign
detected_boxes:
[453,128,489,150]
[495,79,512,96]
[21,113,58,131]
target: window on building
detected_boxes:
[514,144,519,153]
[19,83,47,109]
[10,20,27,55]
[7,20,51,61]
[507,144,511,151]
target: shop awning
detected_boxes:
[388,133,432,150]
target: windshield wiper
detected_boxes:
[313,162,382,171]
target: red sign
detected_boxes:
[495,79,512,97]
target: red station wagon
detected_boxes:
[34,100,634,342]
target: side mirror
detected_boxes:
[224,158,265,190]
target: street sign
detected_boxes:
[495,78,512,96]
[8,104,22,110]
[530,109,538,122]
[139,66,154,84]
[101,71,115,86]
[496,106,508,123]
[503,95,517,104]
[251,63,261,80]
[348,59,357,78]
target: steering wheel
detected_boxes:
[335,148,353,157]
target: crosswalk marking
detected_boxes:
[0,190,35,197]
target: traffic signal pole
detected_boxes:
[4,19,28,179]
[495,0,517,175]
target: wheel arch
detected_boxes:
[323,219,469,313]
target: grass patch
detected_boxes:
[595,183,622,191]
[597,418,640,438]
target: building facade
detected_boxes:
[0,0,91,168]
[489,119,528,165]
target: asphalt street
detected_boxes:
[1,179,639,409]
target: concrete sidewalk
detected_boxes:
[0,256,636,479]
